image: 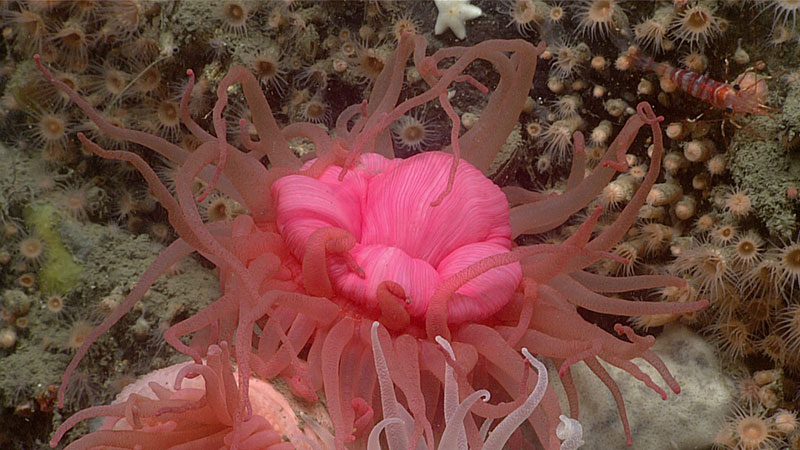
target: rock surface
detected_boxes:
[550,325,734,450]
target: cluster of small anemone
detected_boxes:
[0,289,33,351]
[645,114,800,384]
[1,0,438,240]
[0,221,51,327]
[500,1,800,448]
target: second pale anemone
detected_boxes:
[40,32,706,449]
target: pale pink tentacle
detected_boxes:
[322,317,355,449]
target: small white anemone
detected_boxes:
[556,415,585,450]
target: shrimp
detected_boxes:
[627,47,776,117]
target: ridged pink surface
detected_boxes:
[272,151,522,323]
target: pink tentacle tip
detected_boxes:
[602,159,629,172]
[572,131,585,153]
[601,251,628,265]
[352,397,374,434]
[34,54,51,79]
[344,253,366,278]
[359,99,368,116]
[336,167,349,183]
[456,74,489,94]
[587,205,604,223]
[613,324,653,346]
[196,185,212,204]
[636,102,664,125]
[419,56,438,77]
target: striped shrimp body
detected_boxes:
[628,48,774,117]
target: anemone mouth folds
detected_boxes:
[272,151,522,328]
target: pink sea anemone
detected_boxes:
[49,342,308,449]
[38,33,707,449]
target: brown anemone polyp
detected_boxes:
[38,33,707,449]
